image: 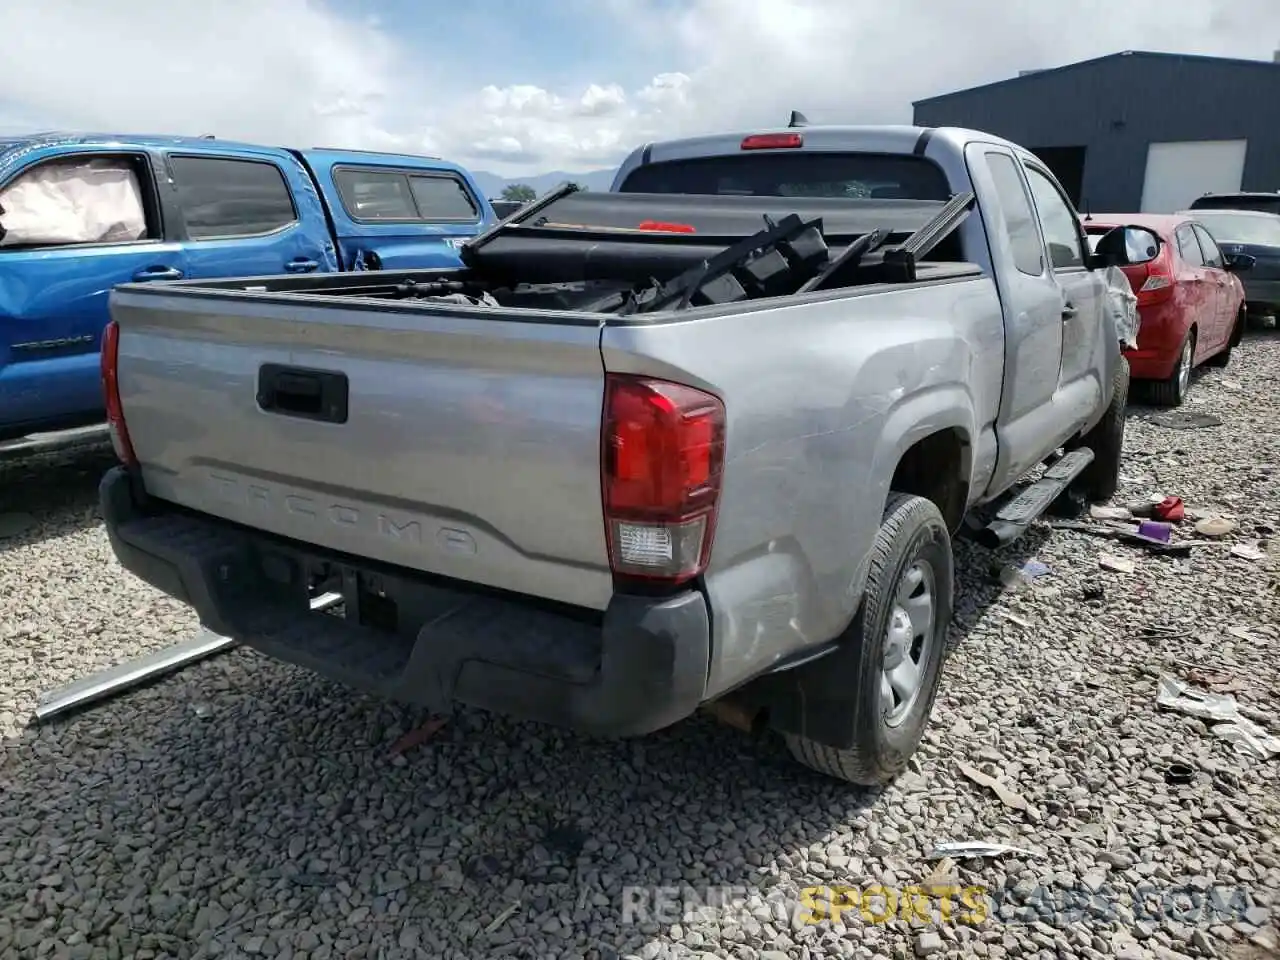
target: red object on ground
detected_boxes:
[637,220,696,233]
[1082,214,1245,381]
[1153,496,1185,522]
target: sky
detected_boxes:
[1,0,1277,180]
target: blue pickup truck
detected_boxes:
[0,132,495,452]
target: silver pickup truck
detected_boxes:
[98,125,1160,785]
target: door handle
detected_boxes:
[1061,302,1078,319]
[132,265,184,282]
[285,258,320,273]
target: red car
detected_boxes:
[1083,214,1248,406]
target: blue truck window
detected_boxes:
[334,169,419,221]
[408,175,479,221]
[334,166,480,223]
[169,155,297,240]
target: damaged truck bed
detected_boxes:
[98,124,1157,785]
[171,185,981,315]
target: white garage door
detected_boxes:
[1140,139,1248,213]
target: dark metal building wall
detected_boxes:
[913,53,1280,211]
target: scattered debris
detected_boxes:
[1082,582,1106,601]
[1047,519,1199,556]
[388,716,450,757]
[1090,504,1132,521]
[1152,496,1185,523]
[925,840,1039,860]
[1148,411,1223,430]
[993,609,1032,628]
[1156,675,1280,761]
[1185,668,1249,695]
[1230,541,1268,562]
[920,856,958,885]
[1163,762,1195,785]
[1195,516,1237,538]
[955,761,1030,811]
[483,901,522,936]
[998,560,1050,590]
[1142,624,1193,641]
[1099,554,1136,574]
[1136,520,1172,543]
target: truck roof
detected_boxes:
[0,131,464,174]
[611,124,1035,189]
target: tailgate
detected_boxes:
[108,286,612,611]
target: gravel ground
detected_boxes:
[1,334,1278,960]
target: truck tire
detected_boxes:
[1068,356,1128,503]
[784,493,953,786]
[1148,330,1194,407]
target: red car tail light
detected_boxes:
[602,374,726,586]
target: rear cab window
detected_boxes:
[617,152,951,201]
[0,153,159,249]
[334,166,480,223]
[169,155,298,240]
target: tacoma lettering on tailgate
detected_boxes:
[206,471,479,556]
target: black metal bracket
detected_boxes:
[460,181,582,266]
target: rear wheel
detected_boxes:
[1148,330,1194,407]
[783,493,953,786]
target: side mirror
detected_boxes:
[1222,251,1256,272]
[1088,225,1161,269]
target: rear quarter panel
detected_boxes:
[602,277,1004,695]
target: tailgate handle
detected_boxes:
[257,364,349,424]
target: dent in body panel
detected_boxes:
[282,154,340,271]
[601,279,1003,696]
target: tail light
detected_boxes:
[1135,252,1174,305]
[100,320,138,467]
[741,133,803,151]
[602,374,726,586]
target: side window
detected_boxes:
[170,156,297,240]
[408,175,479,221]
[1175,225,1205,266]
[984,152,1044,276]
[1192,224,1223,268]
[333,169,418,221]
[1022,165,1085,270]
[0,155,154,248]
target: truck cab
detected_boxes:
[0,133,493,450]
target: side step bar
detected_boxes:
[975,448,1094,549]
[0,422,110,459]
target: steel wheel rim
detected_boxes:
[1177,339,1192,395]
[881,559,936,728]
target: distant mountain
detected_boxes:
[470,167,617,200]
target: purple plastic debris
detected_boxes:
[1137,520,1173,542]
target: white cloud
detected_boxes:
[2,0,1277,179]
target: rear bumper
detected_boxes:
[100,467,710,737]
[1122,299,1186,380]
